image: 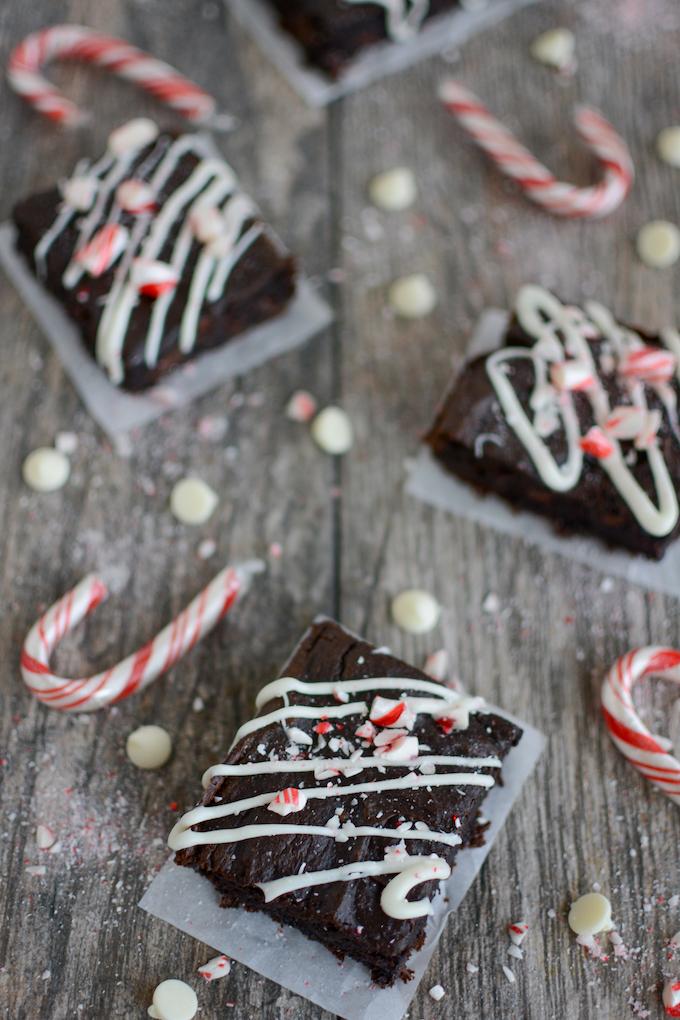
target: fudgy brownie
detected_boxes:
[13,118,296,391]
[171,618,522,985]
[425,284,680,560]
[266,0,461,78]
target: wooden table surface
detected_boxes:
[1,1,680,1017]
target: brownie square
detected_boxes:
[424,285,680,560]
[13,122,296,391]
[172,618,522,985]
[265,0,461,78]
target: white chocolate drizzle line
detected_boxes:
[486,284,679,537]
[201,752,501,787]
[169,770,494,851]
[257,854,451,922]
[34,127,264,385]
[170,672,497,920]
[345,0,430,42]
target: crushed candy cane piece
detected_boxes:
[507,944,523,960]
[670,932,680,947]
[132,259,179,298]
[466,962,479,974]
[423,649,448,681]
[508,921,529,946]
[634,409,662,449]
[116,178,156,214]
[620,345,676,383]
[355,720,376,742]
[76,223,128,277]
[333,686,350,703]
[268,788,307,816]
[61,175,97,211]
[502,965,516,984]
[369,696,415,729]
[25,864,47,876]
[603,405,647,440]
[286,726,313,746]
[313,720,333,735]
[373,732,419,760]
[428,984,446,1001]
[286,390,318,423]
[550,360,594,391]
[36,824,56,850]
[579,426,614,459]
[198,954,231,982]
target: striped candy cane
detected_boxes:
[20,560,263,712]
[438,79,633,219]
[602,647,680,806]
[7,24,233,129]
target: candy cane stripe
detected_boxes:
[439,79,633,219]
[20,562,262,712]
[7,25,232,129]
[602,647,680,806]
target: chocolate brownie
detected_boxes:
[266,0,461,78]
[425,285,680,560]
[171,618,522,985]
[13,119,296,391]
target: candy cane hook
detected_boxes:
[438,79,633,219]
[602,646,680,806]
[20,560,263,712]
[7,24,234,130]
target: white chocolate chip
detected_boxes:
[170,478,218,525]
[428,984,446,1001]
[311,406,354,455]
[369,167,417,211]
[530,28,576,71]
[126,725,172,770]
[568,892,613,937]
[636,220,680,268]
[657,126,680,168]
[36,824,56,850]
[108,118,159,157]
[148,979,198,1020]
[22,448,70,492]
[391,589,441,634]
[389,274,437,318]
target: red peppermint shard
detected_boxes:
[603,405,646,441]
[313,720,333,735]
[268,787,307,816]
[369,696,407,728]
[132,259,179,298]
[550,360,594,392]
[619,346,676,384]
[76,223,129,278]
[579,426,615,460]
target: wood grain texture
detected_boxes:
[0,0,679,1018]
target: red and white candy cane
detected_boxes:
[438,80,633,219]
[602,647,680,805]
[7,24,232,129]
[20,561,262,712]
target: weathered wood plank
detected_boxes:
[0,0,679,1018]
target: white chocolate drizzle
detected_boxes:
[345,0,430,42]
[32,122,264,386]
[485,285,679,537]
[169,673,498,921]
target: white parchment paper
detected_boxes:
[140,709,544,1020]
[229,0,540,107]
[407,309,680,598]
[0,223,332,451]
